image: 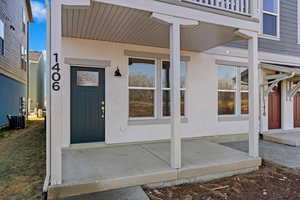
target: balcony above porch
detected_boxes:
[61,0,259,52]
[157,0,258,18]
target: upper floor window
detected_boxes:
[0,19,4,55]
[22,8,26,33]
[217,66,249,116]
[21,46,27,71]
[262,0,280,38]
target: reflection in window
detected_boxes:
[262,0,279,37]
[129,58,155,118]
[161,61,186,117]
[218,66,249,116]
[240,67,249,114]
[129,90,154,118]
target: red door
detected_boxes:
[294,93,300,127]
[268,87,281,129]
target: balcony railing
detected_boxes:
[182,0,252,16]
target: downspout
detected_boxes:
[43,0,51,198]
[26,22,30,119]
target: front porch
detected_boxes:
[262,130,300,147]
[48,139,261,199]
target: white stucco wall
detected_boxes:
[61,37,249,145]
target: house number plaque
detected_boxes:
[51,53,61,91]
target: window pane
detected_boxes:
[162,61,170,88]
[129,58,155,87]
[0,20,4,39]
[162,90,170,116]
[129,89,154,118]
[218,66,236,90]
[263,0,278,13]
[162,90,185,117]
[241,92,249,114]
[181,90,185,116]
[240,67,248,91]
[218,91,235,115]
[162,61,186,89]
[263,14,277,36]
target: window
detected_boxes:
[22,8,26,33]
[128,57,188,120]
[0,19,4,55]
[218,66,248,116]
[161,61,186,117]
[21,46,26,71]
[129,58,156,118]
[262,0,279,37]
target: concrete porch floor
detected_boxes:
[48,140,261,199]
[262,132,300,147]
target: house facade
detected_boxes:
[0,0,33,126]
[46,0,264,198]
[221,0,300,133]
[28,51,45,117]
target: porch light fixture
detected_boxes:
[114,67,122,77]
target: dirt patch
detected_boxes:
[0,120,46,200]
[145,161,300,200]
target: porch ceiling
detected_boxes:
[62,2,243,52]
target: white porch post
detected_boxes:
[281,80,294,130]
[151,13,198,169]
[248,33,259,158]
[170,23,181,168]
[49,0,63,185]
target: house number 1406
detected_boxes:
[52,53,61,91]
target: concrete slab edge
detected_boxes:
[263,135,298,147]
[48,158,261,199]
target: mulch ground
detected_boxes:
[145,161,300,200]
[0,120,46,200]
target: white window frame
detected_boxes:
[128,57,157,120]
[217,65,249,119]
[161,60,187,118]
[260,0,280,40]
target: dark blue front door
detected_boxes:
[71,67,105,144]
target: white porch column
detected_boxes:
[281,80,294,130]
[170,23,181,168]
[49,0,63,185]
[248,33,259,158]
[151,13,198,169]
[236,29,259,157]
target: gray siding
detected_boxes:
[0,0,29,82]
[225,0,300,57]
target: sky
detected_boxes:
[29,0,47,51]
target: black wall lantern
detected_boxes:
[114,67,122,77]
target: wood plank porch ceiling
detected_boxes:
[62,2,242,52]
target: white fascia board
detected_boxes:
[94,0,259,32]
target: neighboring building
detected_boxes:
[28,51,45,117]
[0,0,33,126]
[46,0,265,199]
[219,0,300,133]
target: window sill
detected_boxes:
[128,117,188,126]
[218,115,248,122]
[259,34,280,41]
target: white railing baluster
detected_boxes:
[236,0,240,13]
[181,0,250,16]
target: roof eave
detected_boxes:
[25,0,34,22]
